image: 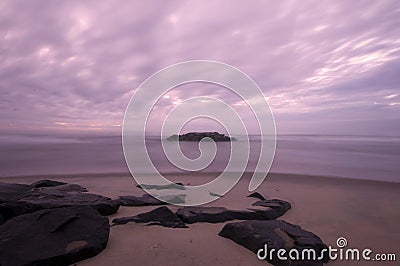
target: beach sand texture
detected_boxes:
[3,172,399,265]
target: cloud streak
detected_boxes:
[1,0,399,135]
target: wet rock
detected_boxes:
[15,191,120,216]
[39,184,88,193]
[0,182,119,220]
[0,213,5,226]
[0,206,110,266]
[176,199,291,223]
[159,194,186,204]
[252,199,291,218]
[0,200,40,221]
[119,194,186,206]
[31,179,68,188]
[119,194,166,206]
[113,206,187,228]
[0,182,32,203]
[219,220,329,266]
[177,206,228,223]
[247,192,266,201]
[136,182,186,190]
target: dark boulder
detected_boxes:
[0,182,32,203]
[31,179,68,188]
[0,182,120,220]
[15,191,120,216]
[0,206,110,266]
[247,192,266,201]
[0,200,40,221]
[219,220,329,266]
[113,206,187,228]
[176,199,291,223]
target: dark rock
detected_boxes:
[0,213,5,226]
[176,199,291,224]
[210,192,223,197]
[136,182,186,190]
[119,194,166,206]
[177,206,229,223]
[0,182,32,203]
[39,184,88,193]
[119,194,186,206]
[219,220,329,266]
[0,182,120,220]
[0,206,110,266]
[0,200,40,221]
[16,191,120,216]
[252,199,291,220]
[159,194,186,204]
[167,132,235,142]
[113,206,187,228]
[247,192,266,201]
[31,179,68,188]
[166,134,179,141]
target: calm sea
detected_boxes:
[0,134,399,182]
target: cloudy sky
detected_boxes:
[1,0,399,135]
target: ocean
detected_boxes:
[0,134,399,182]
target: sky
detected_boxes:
[1,0,400,136]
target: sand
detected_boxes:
[2,172,399,265]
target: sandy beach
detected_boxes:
[3,172,399,265]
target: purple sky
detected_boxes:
[1,1,400,136]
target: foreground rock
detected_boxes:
[0,182,32,203]
[113,206,187,228]
[219,220,329,266]
[0,181,120,222]
[167,132,235,142]
[0,206,110,266]
[176,199,291,223]
[0,181,87,202]
[1,192,120,219]
[118,193,186,206]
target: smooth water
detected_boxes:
[0,134,399,182]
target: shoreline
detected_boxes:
[2,171,399,185]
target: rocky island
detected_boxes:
[166,132,236,142]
